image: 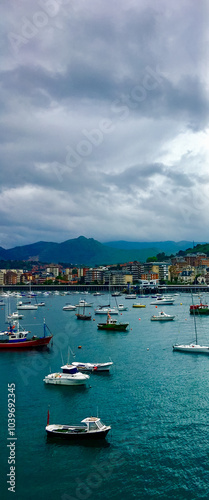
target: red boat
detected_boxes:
[0,319,53,349]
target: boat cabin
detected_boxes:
[81,417,106,431]
[9,331,28,340]
[61,364,78,374]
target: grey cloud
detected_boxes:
[0,0,208,247]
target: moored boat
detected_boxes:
[76,313,91,320]
[46,413,111,440]
[173,343,209,353]
[43,363,90,386]
[63,304,77,310]
[151,311,175,321]
[190,303,209,315]
[75,300,92,320]
[75,300,93,308]
[95,306,119,315]
[72,361,113,372]
[17,301,38,310]
[97,313,129,331]
[117,304,128,311]
[132,303,146,308]
[150,297,175,305]
[0,319,53,349]
[7,311,24,320]
[173,295,209,353]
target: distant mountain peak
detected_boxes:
[0,237,207,266]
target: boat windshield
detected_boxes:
[96,420,105,429]
[88,422,98,431]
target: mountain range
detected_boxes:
[0,237,205,266]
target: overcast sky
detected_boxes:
[0,0,209,249]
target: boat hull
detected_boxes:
[95,309,119,315]
[97,323,129,331]
[151,316,175,321]
[0,335,53,349]
[43,374,89,385]
[76,314,91,320]
[150,300,174,305]
[72,362,113,372]
[17,306,38,310]
[46,428,110,440]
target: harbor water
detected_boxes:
[1,291,209,500]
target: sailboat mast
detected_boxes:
[191,293,198,344]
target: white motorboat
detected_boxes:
[72,361,113,372]
[117,304,128,311]
[94,306,119,315]
[7,311,24,320]
[151,311,175,321]
[17,301,38,310]
[63,304,77,311]
[75,299,93,308]
[125,294,137,299]
[150,297,175,305]
[43,364,90,385]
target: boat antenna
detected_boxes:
[47,405,50,425]
[60,351,64,365]
[43,317,46,338]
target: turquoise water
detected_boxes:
[1,292,209,500]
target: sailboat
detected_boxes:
[95,274,119,315]
[173,295,209,353]
[75,300,91,320]
[17,282,38,310]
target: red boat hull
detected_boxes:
[0,335,53,349]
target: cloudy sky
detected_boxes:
[0,0,209,249]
